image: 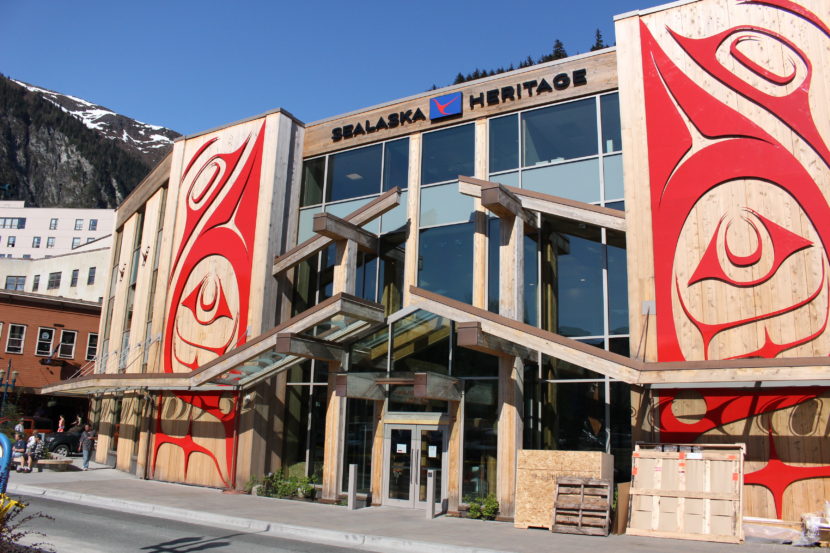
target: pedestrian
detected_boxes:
[13,420,24,434]
[25,434,44,472]
[78,423,96,471]
[11,433,26,472]
[57,415,65,433]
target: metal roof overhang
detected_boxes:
[40,293,386,397]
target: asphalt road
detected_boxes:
[13,495,365,553]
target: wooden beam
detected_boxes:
[273,187,401,275]
[480,183,536,227]
[456,321,535,360]
[312,213,379,252]
[458,175,625,232]
[275,333,346,363]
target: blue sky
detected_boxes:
[1,0,648,136]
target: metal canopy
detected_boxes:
[335,371,461,401]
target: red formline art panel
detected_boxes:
[657,388,830,519]
[744,426,830,518]
[153,121,267,486]
[639,1,830,362]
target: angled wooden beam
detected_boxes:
[312,213,379,253]
[456,321,535,360]
[275,333,346,363]
[273,187,402,275]
[458,175,625,232]
[479,183,536,227]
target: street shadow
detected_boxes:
[140,533,244,552]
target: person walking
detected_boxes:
[78,424,96,471]
[57,415,65,433]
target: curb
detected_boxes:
[8,484,514,553]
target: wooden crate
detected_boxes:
[552,477,612,536]
[626,443,745,544]
[514,450,613,530]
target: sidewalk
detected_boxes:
[6,461,793,553]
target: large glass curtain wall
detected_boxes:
[295,138,410,315]
[488,92,623,210]
[417,124,476,304]
[281,360,328,481]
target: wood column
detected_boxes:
[321,237,357,501]
[370,399,386,505]
[402,134,421,307]
[472,119,489,309]
[447,399,463,513]
[497,212,524,518]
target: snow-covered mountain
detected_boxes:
[11,79,179,167]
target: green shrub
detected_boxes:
[258,471,317,499]
[463,494,499,520]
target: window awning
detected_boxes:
[40,293,386,396]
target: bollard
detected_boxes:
[425,469,436,520]
[347,463,357,510]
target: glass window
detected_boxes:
[86,237,95,244]
[607,243,629,335]
[391,311,451,376]
[462,380,498,499]
[72,237,81,249]
[487,219,539,325]
[87,267,96,285]
[6,236,15,247]
[383,138,409,191]
[46,237,55,248]
[4,276,25,291]
[58,330,77,358]
[49,218,58,230]
[522,98,597,166]
[489,171,519,188]
[419,183,474,227]
[35,328,55,356]
[74,219,83,231]
[32,274,40,291]
[379,190,408,234]
[31,236,41,248]
[47,272,61,290]
[297,207,322,244]
[86,333,98,361]
[89,219,98,231]
[418,222,474,304]
[341,399,374,493]
[601,93,622,153]
[522,158,600,204]
[300,157,325,207]
[70,269,79,287]
[489,114,519,173]
[556,232,605,337]
[325,199,379,234]
[421,124,475,185]
[603,154,624,202]
[327,144,382,202]
[5,324,25,354]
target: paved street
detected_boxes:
[17,495,365,553]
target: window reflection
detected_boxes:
[463,380,497,499]
[327,145,382,202]
[489,114,518,173]
[418,223,474,304]
[383,138,410,191]
[522,98,597,166]
[601,93,622,153]
[300,158,325,207]
[421,124,475,185]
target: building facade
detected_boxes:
[45,0,830,524]
[0,201,113,259]
[0,238,111,302]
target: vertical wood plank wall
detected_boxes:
[616,0,830,520]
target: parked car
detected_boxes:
[0,416,53,438]
[44,428,83,457]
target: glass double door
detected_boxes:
[383,424,447,508]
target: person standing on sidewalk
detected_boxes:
[78,424,96,471]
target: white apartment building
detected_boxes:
[0,235,111,302]
[0,201,114,259]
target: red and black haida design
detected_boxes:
[153,122,266,486]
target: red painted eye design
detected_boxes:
[688,208,812,287]
[179,275,233,326]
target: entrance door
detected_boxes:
[383,424,447,508]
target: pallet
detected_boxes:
[551,476,612,536]
[626,443,745,544]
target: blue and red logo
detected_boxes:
[429,92,462,120]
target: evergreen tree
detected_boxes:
[552,39,567,60]
[453,72,465,85]
[591,29,606,51]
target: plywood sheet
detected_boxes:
[514,450,613,530]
